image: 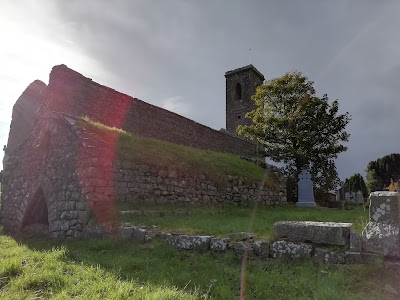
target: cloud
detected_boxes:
[161,96,191,117]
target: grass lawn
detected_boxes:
[1,226,400,299]
[119,203,369,240]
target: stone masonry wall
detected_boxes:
[40,65,258,157]
[1,113,286,238]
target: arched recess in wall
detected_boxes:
[235,82,242,100]
[21,187,49,229]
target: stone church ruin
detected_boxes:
[1,64,287,238]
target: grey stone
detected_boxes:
[270,241,313,259]
[297,170,316,207]
[362,192,400,257]
[132,227,147,243]
[274,221,354,246]
[345,252,363,264]
[350,232,362,252]
[253,241,270,257]
[210,238,230,251]
[118,226,134,239]
[167,235,211,250]
[314,248,345,264]
[230,241,251,254]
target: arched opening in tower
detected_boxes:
[21,188,49,229]
[235,83,242,99]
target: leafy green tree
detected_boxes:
[366,153,400,191]
[238,71,351,195]
[345,173,368,198]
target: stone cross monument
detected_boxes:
[297,170,316,207]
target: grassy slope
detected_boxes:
[79,117,275,185]
[120,204,369,239]
[1,230,400,299]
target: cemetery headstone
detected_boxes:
[296,170,316,207]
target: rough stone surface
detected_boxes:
[270,241,313,259]
[166,235,212,250]
[253,240,270,257]
[210,238,230,251]
[118,226,134,239]
[362,192,400,257]
[345,252,363,264]
[229,241,252,255]
[132,227,147,243]
[274,221,354,246]
[314,248,345,264]
[350,232,362,252]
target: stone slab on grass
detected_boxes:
[270,241,313,259]
[167,235,212,250]
[274,221,354,246]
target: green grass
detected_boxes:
[78,117,276,186]
[1,227,400,299]
[119,204,369,240]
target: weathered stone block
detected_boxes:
[270,241,313,259]
[118,226,134,239]
[253,241,270,257]
[274,221,354,246]
[132,227,146,243]
[345,251,363,264]
[350,232,362,252]
[167,235,211,250]
[210,237,230,251]
[314,248,345,264]
[362,192,400,257]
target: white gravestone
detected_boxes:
[297,170,316,207]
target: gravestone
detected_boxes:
[296,170,316,207]
[345,191,364,204]
[362,191,400,257]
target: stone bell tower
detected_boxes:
[225,64,264,135]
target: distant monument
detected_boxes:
[297,170,316,207]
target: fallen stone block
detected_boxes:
[274,221,354,246]
[118,226,134,239]
[314,248,345,264]
[210,237,230,251]
[270,241,313,259]
[132,227,147,243]
[167,235,212,250]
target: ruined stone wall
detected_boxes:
[42,65,258,157]
[1,113,286,238]
[6,80,47,151]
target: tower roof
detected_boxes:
[224,64,264,80]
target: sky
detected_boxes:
[0,0,399,182]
